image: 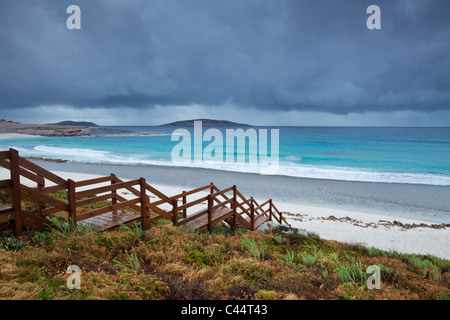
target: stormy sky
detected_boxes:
[0,0,449,126]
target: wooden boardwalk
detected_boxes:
[0,148,290,235]
[79,211,141,232]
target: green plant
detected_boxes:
[0,237,27,251]
[281,250,295,264]
[320,263,329,278]
[273,234,283,245]
[368,246,388,257]
[301,253,316,267]
[186,249,210,268]
[310,232,320,240]
[314,249,326,260]
[334,261,367,286]
[241,236,269,261]
[44,216,92,237]
[114,250,140,274]
[119,221,143,237]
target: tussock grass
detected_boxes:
[0,196,448,300]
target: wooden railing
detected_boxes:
[0,148,290,236]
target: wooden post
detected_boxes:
[67,179,77,227]
[140,178,149,229]
[111,174,117,215]
[269,199,273,221]
[37,177,45,217]
[172,199,178,227]
[9,148,22,237]
[207,194,213,233]
[250,197,255,231]
[232,185,237,232]
[182,191,187,219]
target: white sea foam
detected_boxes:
[8,145,450,186]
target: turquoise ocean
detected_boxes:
[1,126,450,186]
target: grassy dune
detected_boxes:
[0,192,449,300]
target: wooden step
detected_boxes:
[178,206,234,231]
[241,214,271,230]
[0,204,13,224]
[79,211,141,232]
[0,204,13,214]
[224,216,249,230]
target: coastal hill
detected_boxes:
[46,120,100,127]
[159,119,251,127]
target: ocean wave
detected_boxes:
[7,145,450,186]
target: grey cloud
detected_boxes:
[0,0,449,115]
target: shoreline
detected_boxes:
[26,159,450,224]
[1,162,448,259]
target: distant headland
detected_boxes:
[0,119,160,137]
[46,120,100,127]
[159,119,251,127]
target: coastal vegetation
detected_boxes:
[0,192,448,300]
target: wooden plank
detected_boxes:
[67,179,76,224]
[0,159,10,170]
[140,178,149,229]
[76,198,140,222]
[210,186,234,199]
[76,193,113,207]
[0,151,10,160]
[182,191,187,219]
[147,202,172,220]
[76,179,140,199]
[0,213,9,224]
[21,185,69,212]
[146,184,171,202]
[178,208,207,226]
[75,175,113,188]
[253,216,270,230]
[41,206,64,216]
[0,159,45,186]
[251,199,266,215]
[114,194,141,212]
[112,176,141,197]
[155,183,212,205]
[179,206,233,230]
[253,199,270,213]
[235,189,253,210]
[19,168,45,186]
[235,201,250,216]
[0,179,12,189]
[9,149,22,236]
[177,195,208,212]
[18,157,68,188]
[79,211,141,232]
[210,198,233,211]
[172,199,178,227]
[40,185,66,194]
[21,212,48,232]
[0,204,12,213]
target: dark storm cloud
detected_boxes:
[0,0,449,114]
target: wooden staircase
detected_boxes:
[0,148,291,236]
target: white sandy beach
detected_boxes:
[1,168,448,259]
[0,133,37,139]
